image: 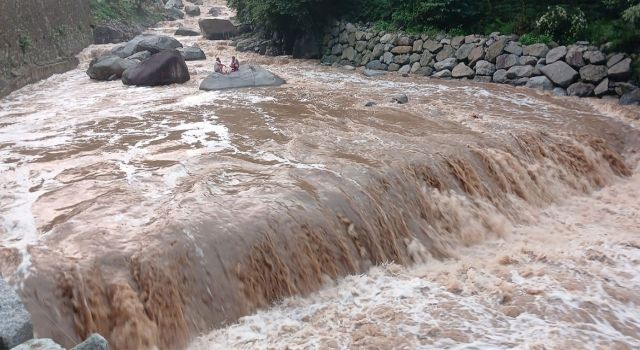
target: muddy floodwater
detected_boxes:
[1,1,640,349]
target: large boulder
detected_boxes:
[391,46,413,55]
[565,48,585,68]
[506,65,533,79]
[342,47,357,62]
[545,46,567,64]
[177,47,206,61]
[583,50,606,65]
[455,43,475,60]
[567,82,595,97]
[451,63,474,78]
[111,35,147,58]
[122,50,190,86]
[199,19,239,40]
[165,8,185,21]
[467,46,485,66]
[594,78,611,96]
[495,54,518,70]
[579,65,607,84]
[504,41,523,56]
[607,53,625,67]
[87,55,138,80]
[526,76,554,90]
[485,38,506,63]
[175,26,200,36]
[475,60,496,76]
[0,279,33,349]
[366,60,387,71]
[184,4,200,16]
[135,35,183,54]
[540,61,578,87]
[423,39,443,53]
[523,43,549,58]
[493,69,508,83]
[93,25,128,44]
[200,65,285,91]
[619,89,640,105]
[435,45,455,61]
[434,57,457,71]
[608,58,632,81]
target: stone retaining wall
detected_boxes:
[0,0,94,98]
[320,21,638,99]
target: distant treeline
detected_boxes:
[228,0,640,52]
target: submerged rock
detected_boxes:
[199,65,285,91]
[122,50,190,86]
[391,94,409,104]
[177,47,206,61]
[71,334,109,350]
[11,339,64,350]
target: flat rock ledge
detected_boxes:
[199,65,285,91]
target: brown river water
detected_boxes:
[1,1,640,349]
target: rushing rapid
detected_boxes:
[1,1,639,349]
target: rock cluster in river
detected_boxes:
[319,21,638,100]
[87,34,203,86]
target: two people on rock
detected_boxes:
[214,56,240,74]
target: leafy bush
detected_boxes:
[536,5,587,43]
[89,0,162,24]
[19,34,31,52]
[519,33,552,45]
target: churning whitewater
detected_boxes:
[1,0,639,349]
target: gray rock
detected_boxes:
[122,49,189,86]
[526,76,554,90]
[545,46,567,64]
[72,334,109,350]
[111,35,148,58]
[565,48,585,68]
[607,53,625,67]
[371,43,385,59]
[553,87,568,96]
[134,35,183,54]
[432,69,451,79]
[199,18,239,40]
[164,0,183,9]
[12,339,64,350]
[475,60,496,76]
[434,58,457,71]
[594,78,611,96]
[414,66,433,76]
[410,62,421,73]
[513,77,529,86]
[455,43,475,60]
[614,82,638,96]
[365,101,376,107]
[409,53,422,64]
[379,33,397,44]
[388,63,400,71]
[440,38,451,45]
[87,55,138,80]
[398,64,411,75]
[419,52,433,67]
[175,26,200,36]
[366,60,387,71]
[394,36,412,46]
[355,41,368,53]
[200,65,284,91]
[495,54,518,70]
[435,45,454,62]
[177,47,206,61]
[391,46,413,55]
[452,63,475,78]
[92,25,127,45]
[412,39,423,53]
[504,41,523,56]
[165,8,184,21]
[523,43,549,58]
[619,89,640,105]
[583,50,606,65]
[423,39,442,53]
[392,94,409,104]
[184,4,200,16]
[342,47,357,61]
[467,46,485,66]
[519,56,537,66]
[207,5,223,16]
[485,38,506,63]
[579,65,607,83]
[473,75,492,83]
[331,44,343,56]
[321,55,338,65]
[345,23,356,33]
[451,36,465,47]
[506,65,534,79]
[608,58,632,80]
[540,61,579,87]
[0,279,33,349]
[567,82,595,97]
[187,0,203,4]
[493,69,508,83]
[382,52,394,64]
[393,54,410,65]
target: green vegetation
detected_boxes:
[89,0,162,24]
[228,0,640,52]
[18,33,31,52]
